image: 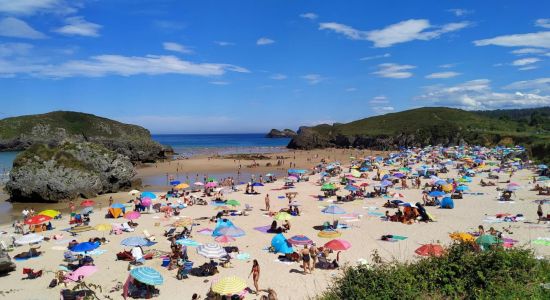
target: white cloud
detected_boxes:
[345,87,357,92]
[510,48,546,55]
[0,17,47,39]
[426,71,461,79]
[256,37,274,45]
[416,79,550,110]
[519,66,537,71]
[373,63,415,79]
[447,8,473,17]
[214,41,234,46]
[511,57,540,66]
[270,73,287,80]
[503,78,550,93]
[0,0,75,15]
[373,106,395,114]
[535,18,550,29]
[163,42,193,54]
[360,53,390,61]
[474,31,550,48]
[0,54,250,78]
[209,81,229,85]
[300,13,318,20]
[369,96,389,104]
[0,42,33,57]
[439,63,457,68]
[301,74,324,84]
[54,16,101,37]
[319,19,470,47]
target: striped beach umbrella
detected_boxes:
[287,235,313,246]
[212,276,247,295]
[197,243,227,259]
[130,267,164,286]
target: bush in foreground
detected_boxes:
[320,243,550,300]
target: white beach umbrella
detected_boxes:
[197,243,227,259]
[15,233,44,245]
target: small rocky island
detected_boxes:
[1,111,170,202]
[265,128,297,138]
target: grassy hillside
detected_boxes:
[0,111,152,140]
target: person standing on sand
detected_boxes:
[537,203,544,223]
[108,196,113,207]
[309,243,318,271]
[301,245,311,274]
[249,259,260,294]
[265,194,270,212]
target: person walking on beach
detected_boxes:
[301,245,311,274]
[249,259,260,294]
[309,243,318,271]
[265,194,270,212]
[537,203,544,223]
[108,196,113,207]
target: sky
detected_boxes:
[0,0,548,134]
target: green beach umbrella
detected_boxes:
[476,234,501,250]
[225,199,241,207]
[321,183,337,191]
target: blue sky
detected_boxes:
[0,0,548,133]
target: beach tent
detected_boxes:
[271,233,293,254]
[440,197,454,209]
[107,207,124,218]
[212,219,235,237]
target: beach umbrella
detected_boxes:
[449,232,475,243]
[251,182,264,187]
[128,190,140,195]
[194,182,204,186]
[205,182,218,188]
[287,176,298,181]
[197,243,227,259]
[111,203,126,209]
[274,212,292,221]
[15,233,44,245]
[415,244,444,257]
[130,267,164,286]
[80,200,95,207]
[317,230,341,238]
[24,215,52,225]
[212,276,247,296]
[71,242,99,253]
[287,235,313,246]
[124,211,141,220]
[441,184,453,192]
[170,180,181,186]
[434,179,447,185]
[175,183,190,189]
[324,239,351,251]
[141,197,152,207]
[455,185,469,191]
[225,199,241,207]
[380,180,393,187]
[428,191,446,197]
[217,226,246,238]
[141,192,157,199]
[65,265,98,283]
[80,207,93,215]
[344,185,358,192]
[215,235,236,244]
[322,205,346,215]
[350,169,361,178]
[360,182,370,187]
[391,192,405,198]
[121,237,150,247]
[393,173,405,178]
[476,234,501,250]
[95,224,112,231]
[38,209,60,218]
[321,183,337,191]
[207,177,217,182]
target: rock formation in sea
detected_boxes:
[6,142,136,202]
[265,128,297,138]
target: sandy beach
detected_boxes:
[0,148,549,300]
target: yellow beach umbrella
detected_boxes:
[95,224,112,231]
[274,212,292,221]
[212,276,247,295]
[175,183,189,190]
[318,230,342,238]
[38,210,60,218]
[351,169,361,178]
[441,184,453,192]
[449,232,475,243]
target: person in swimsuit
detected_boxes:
[309,243,318,271]
[301,245,310,274]
[249,259,260,294]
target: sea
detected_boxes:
[0,133,291,183]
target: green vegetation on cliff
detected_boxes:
[321,243,550,300]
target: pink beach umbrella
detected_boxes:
[205,182,218,188]
[64,265,98,283]
[194,182,204,186]
[141,197,152,206]
[215,235,236,244]
[124,211,141,220]
[324,239,352,251]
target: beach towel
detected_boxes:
[85,249,108,256]
[254,225,271,234]
[236,253,250,260]
[368,212,384,217]
[532,237,550,246]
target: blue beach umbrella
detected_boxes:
[111,203,126,209]
[428,191,446,197]
[455,185,469,191]
[381,180,393,187]
[170,180,181,185]
[140,192,156,199]
[251,182,264,187]
[70,242,99,253]
[80,207,93,215]
[322,205,346,215]
[130,267,164,286]
[344,185,358,192]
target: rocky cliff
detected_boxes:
[266,129,297,138]
[6,142,136,202]
[0,111,171,162]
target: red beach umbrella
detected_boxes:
[415,244,444,257]
[24,215,52,225]
[324,239,352,251]
[80,200,95,207]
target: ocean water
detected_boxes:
[0,134,291,182]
